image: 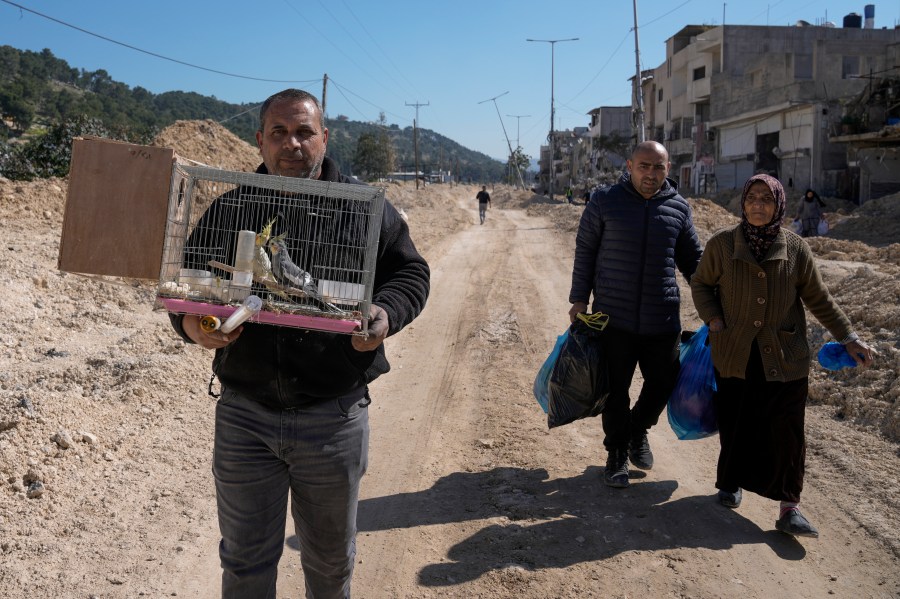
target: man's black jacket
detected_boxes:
[569,172,701,335]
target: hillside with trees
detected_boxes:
[0,45,506,182]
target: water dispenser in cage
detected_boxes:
[155,164,385,336]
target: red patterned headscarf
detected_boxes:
[740,173,786,262]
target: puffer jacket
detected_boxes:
[569,173,701,335]
[170,157,430,408]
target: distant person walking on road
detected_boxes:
[477,185,491,224]
[565,185,574,204]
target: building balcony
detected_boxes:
[690,77,711,103]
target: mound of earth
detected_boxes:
[152,119,260,172]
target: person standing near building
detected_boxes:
[565,185,574,204]
[476,185,491,224]
[169,88,430,597]
[691,173,873,538]
[568,141,702,488]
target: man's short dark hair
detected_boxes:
[258,89,324,132]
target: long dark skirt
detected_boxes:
[713,340,809,503]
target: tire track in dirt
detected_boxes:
[357,199,537,594]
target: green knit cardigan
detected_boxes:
[690,224,853,381]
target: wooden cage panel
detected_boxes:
[58,137,175,279]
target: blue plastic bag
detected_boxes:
[668,325,718,440]
[533,330,568,413]
[817,341,858,370]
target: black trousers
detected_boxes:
[714,340,808,502]
[598,326,681,451]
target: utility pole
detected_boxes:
[478,91,525,190]
[413,119,420,190]
[406,101,429,190]
[507,114,531,189]
[632,1,646,142]
[506,114,531,150]
[527,37,578,201]
[322,73,328,116]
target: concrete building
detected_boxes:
[536,127,587,195]
[586,106,632,177]
[638,18,900,197]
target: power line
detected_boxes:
[0,0,319,84]
[339,0,423,102]
[280,0,410,113]
[313,0,416,100]
[328,77,407,123]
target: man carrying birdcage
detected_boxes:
[168,88,430,598]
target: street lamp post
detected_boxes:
[527,37,578,201]
[478,91,526,190]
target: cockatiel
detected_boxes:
[267,235,342,313]
[252,215,278,284]
[248,214,293,301]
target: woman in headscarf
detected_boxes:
[795,187,826,237]
[690,174,874,539]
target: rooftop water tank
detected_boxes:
[843,12,862,28]
[864,4,875,29]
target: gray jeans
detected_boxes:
[213,388,370,599]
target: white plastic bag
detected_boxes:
[817,218,829,235]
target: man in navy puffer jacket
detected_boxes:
[569,141,701,488]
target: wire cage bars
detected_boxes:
[155,165,385,335]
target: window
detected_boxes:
[666,100,671,121]
[692,66,706,81]
[658,88,664,102]
[667,57,672,78]
[750,69,763,88]
[842,56,860,79]
[696,102,710,123]
[794,54,813,80]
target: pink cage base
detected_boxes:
[158,297,362,335]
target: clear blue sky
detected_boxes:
[2,0,895,161]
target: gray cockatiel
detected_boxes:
[267,235,341,313]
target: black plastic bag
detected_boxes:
[547,317,609,429]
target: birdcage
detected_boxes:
[155,164,385,335]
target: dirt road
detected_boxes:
[2,176,898,599]
[238,196,899,597]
